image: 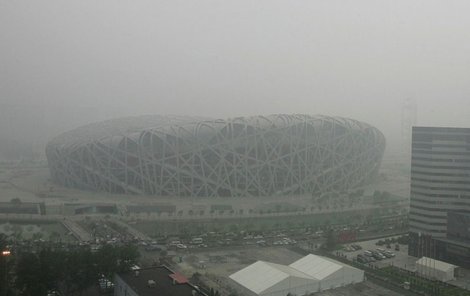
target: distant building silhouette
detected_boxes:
[401,98,417,156]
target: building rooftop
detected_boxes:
[116,266,205,296]
[0,202,43,215]
[416,257,457,271]
[230,254,364,294]
[229,260,315,294]
[289,254,359,280]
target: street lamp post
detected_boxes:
[1,250,11,296]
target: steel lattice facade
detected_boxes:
[46,114,385,198]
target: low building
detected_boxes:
[230,254,364,296]
[416,257,457,282]
[0,201,45,215]
[114,266,207,296]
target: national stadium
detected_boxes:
[46,114,385,198]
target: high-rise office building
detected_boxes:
[409,126,470,266]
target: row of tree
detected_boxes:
[12,243,139,296]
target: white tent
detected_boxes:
[289,254,364,291]
[230,254,364,296]
[230,261,319,296]
[416,257,457,282]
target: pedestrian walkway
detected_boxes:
[62,218,93,242]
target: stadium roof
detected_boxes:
[48,114,378,148]
[47,114,385,197]
[229,261,315,294]
[48,115,210,147]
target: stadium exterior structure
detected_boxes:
[46,114,385,198]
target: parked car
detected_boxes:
[357,256,368,264]
[145,245,163,252]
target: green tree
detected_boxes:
[49,231,61,243]
[324,229,337,251]
[95,244,140,278]
[32,232,43,241]
[10,198,21,205]
[63,248,96,295]
[15,253,48,296]
[116,244,140,273]
[13,243,141,296]
[38,248,65,289]
[95,244,119,279]
[229,224,239,233]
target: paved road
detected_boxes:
[111,219,151,241]
[62,218,93,242]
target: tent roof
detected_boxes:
[229,261,314,294]
[230,254,363,295]
[416,257,457,272]
[289,254,346,280]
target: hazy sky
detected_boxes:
[1,0,470,157]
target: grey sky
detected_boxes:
[1,0,470,157]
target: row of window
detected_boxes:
[411,170,470,177]
[412,157,470,163]
[413,127,470,133]
[409,226,446,235]
[410,204,470,213]
[410,190,470,198]
[411,183,470,192]
[412,163,470,170]
[413,132,470,142]
[410,211,446,220]
[412,142,470,149]
[411,177,470,184]
[412,149,470,156]
[409,217,446,227]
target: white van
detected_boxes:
[191,237,203,244]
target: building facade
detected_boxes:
[434,211,470,267]
[409,126,470,265]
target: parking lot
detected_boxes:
[339,237,417,271]
[338,237,470,291]
[170,245,405,296]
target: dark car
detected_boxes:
[145,244,164,252]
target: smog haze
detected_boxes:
[1,0,470,159]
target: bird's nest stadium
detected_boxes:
[46,114,385,198]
